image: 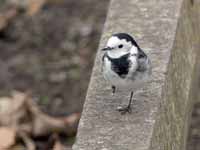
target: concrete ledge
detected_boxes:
[73,0,200,150]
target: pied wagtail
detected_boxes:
[102,33,151,114]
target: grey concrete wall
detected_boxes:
[73,0,200,150]
[150,0,200,149]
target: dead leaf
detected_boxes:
[26,0,46,16]
[53,136,71,150]
[7,0,46,16]
[53,140,63,150]
[0,127,16,149]
[19,132,35,150]
[10,144,26,150]
[0,91,80,149]
[0,8,18,31]
[0,91,80,137]
[0,91,27,126]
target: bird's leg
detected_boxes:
[127,91,134,109]
[112,85,116,95]
[117,91,134,114]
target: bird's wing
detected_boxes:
[136,49,149,72]
[101,53,106,72]
[137,57,148,72]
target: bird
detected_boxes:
[101,33,151,114]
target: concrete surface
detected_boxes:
[73,0,200,150]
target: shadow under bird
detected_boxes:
[102,33,151,114]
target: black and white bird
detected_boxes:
[102,33,151,114]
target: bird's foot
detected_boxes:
[117,105,132,115]
[111,86,116,96]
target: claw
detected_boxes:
[117,105,132,114]
[112,86,116,95]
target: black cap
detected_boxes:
[112,33,140,49]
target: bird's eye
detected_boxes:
[118,44,123,48]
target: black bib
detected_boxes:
[105,53,130,78]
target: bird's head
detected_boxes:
[102,33,140,58]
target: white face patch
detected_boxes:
[130,45,138,56]
[107,36,120,47]
[107,36,132,49]
[106,36,133,58]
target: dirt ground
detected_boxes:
[0,0,109,116]
[0,0,109,149]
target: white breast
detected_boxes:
[102,57,150,92]
[103,57,121,85]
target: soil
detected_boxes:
[0,0,109,117]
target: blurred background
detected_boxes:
[0,0,109,117]
[0,0,109,149]
[0,0,199,150]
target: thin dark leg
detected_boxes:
[117,91,134,114]
[127,91,133,109]
[112,86,116,95]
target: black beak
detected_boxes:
[101,47,112,51]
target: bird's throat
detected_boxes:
[107,50,129,58]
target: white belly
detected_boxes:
[103,58,148,91]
